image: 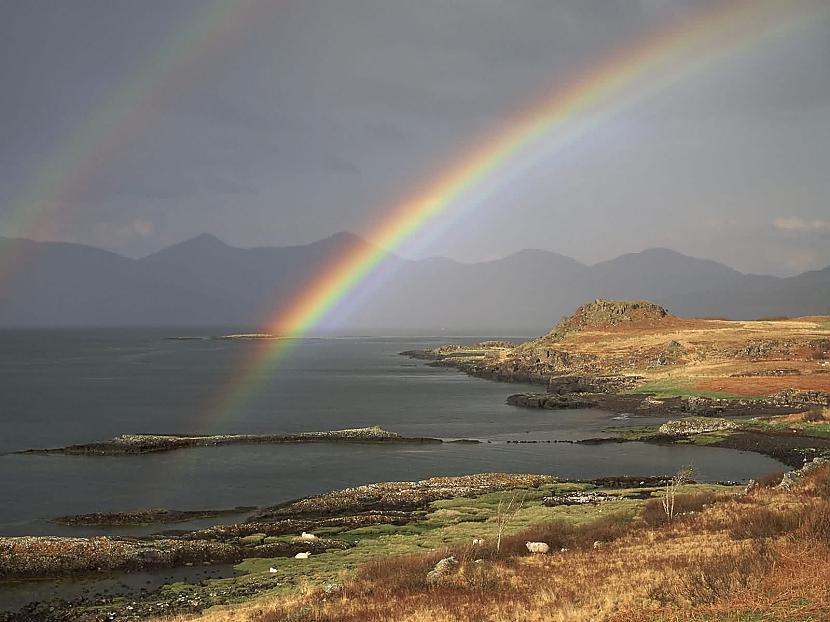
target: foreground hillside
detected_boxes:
[166,461,830,622]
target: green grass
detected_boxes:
[607,425,664,441]
[626,379,754,400]
[233,484,651,588]
[743,417,830,439]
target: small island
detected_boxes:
[20,426,446,456]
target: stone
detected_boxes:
[426,556,458,583]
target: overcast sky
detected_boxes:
[1,0,828,276]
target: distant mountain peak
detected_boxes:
[182,232,228,247]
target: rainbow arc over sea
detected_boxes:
[212,0,826,426]
[1,1,827,427]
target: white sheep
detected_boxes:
[472,538,485,546]
[300,531,318,541]
[294,551,311,559]
[269,567,278,573]
[525,541,549,554]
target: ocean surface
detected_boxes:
[0,329,784,537]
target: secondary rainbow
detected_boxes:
[0,0,263,285]
[208,0,828,426]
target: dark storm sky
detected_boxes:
[1,0,828,276]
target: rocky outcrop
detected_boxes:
[426,556,458,583]
[658,417,738,436]
[769,389,830,407]
[52,507,255,527]
[252,474,555,521]
[0,536,239,580]
[0,533,353,580]
[507,393,597,409]
[545,299,670,341]
[777,456,830,490]
[543,491,610,506]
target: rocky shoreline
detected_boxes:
[51,507,257,528]
[0,471,751,622]
[19,426,445,456]
[0,474,553,583]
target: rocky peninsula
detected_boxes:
[51,507,256,528]
[403,300,830,465]
[20,426,445,456]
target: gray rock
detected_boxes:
[426,556,458,583]
[777,457,830,490]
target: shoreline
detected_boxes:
[401,346,830,467]
[1,471,745,620]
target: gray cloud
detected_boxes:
[0,0,828,275]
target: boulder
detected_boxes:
[426,556,458,583]
[658,417,737,436]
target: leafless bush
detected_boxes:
[661,466,695,522]
[729,507,799,540]
[670,540,774,604]
[494,491,526,553]
[796,499,830,543]
[643,491,716,527]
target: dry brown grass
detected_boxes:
[165,469,830,622]
[526,311,830,396]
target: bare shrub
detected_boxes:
[671,540,774,605]
[802,463,830,499]
[353,548,449,594]
[495,513,630,558]
[661,466,695,522]
[803,407,826,422]
[494,491,526,553]
[729,507,800,540]
[642,491,716,527]
[796,499,830,543]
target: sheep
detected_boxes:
[472,538,485,546]
[294,551,311,559]
[525,541,549,554]
[269,567,278,573]
[300,531,318,542]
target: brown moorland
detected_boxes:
[163,464,830,622]
[430,300,830,398]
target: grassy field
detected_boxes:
[625,379,753,400]
[163,465,830,622]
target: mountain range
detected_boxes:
[0,232,827,333]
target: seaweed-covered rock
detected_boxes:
[658,417,738,436]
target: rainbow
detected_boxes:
[0,1,825,426]
[211,0,827,426]
[0,0,263,284]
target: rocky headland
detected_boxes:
[403,299,830,413]
[404,300,830,465]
